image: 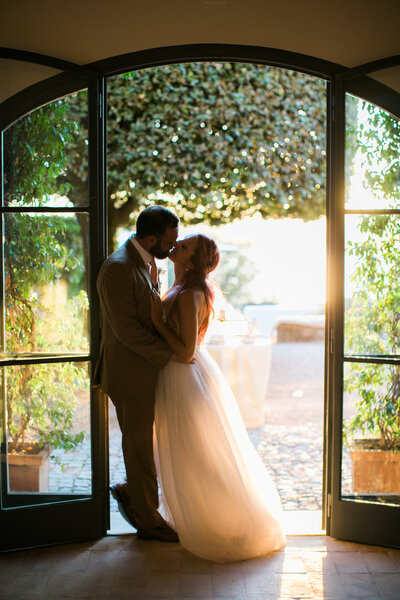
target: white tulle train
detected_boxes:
[154,346,286,562]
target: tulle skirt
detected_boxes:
[154,346,285,562]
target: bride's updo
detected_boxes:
[180,234,220,339]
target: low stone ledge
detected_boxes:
[275,317,325,342]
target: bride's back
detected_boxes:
[162,285,209,343]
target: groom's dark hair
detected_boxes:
[136,205,179,239]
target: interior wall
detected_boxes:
[0,60,60,104]
[2,0,400,66]
[371,66,400,94]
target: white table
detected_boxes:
[205,337,272,428]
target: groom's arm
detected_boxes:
[98,261,172,369]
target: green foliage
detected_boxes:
[4,214,89,452]
[357,103,400,202]
[3,93,90,455]
[344,100,400,450]
[3,99,79,206]
[345,95,360,193]
[344,363,400,450]
[110,64,325,244]
[5,64,327,253]
[7,362,88,452]
[57,63,327,249]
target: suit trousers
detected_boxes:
[111,393,164,531]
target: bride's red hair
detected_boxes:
[180,234,220,341]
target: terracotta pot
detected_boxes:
[350,443,400,494]
[8,447,50,492]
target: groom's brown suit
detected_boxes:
[94,236,172,530]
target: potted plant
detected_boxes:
[343,212,400,494]
[7,359,88,493]
[4,213,88,493]
[343,97,400,496]
[2,100,91,492]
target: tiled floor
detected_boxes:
[1,533,400,599]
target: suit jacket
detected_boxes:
[94,237,172,401]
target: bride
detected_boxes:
[150,233,285,562]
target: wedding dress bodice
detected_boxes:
[162,299,204,347]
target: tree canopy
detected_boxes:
[4,62,327,251]
[104,63,327,247]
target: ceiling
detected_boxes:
[1,0,400,102]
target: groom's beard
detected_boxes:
[150,239,170,260]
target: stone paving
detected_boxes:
[48,440,92,495]
[248,424,324,511]
[248,341,325,511]
[48,341,352,510]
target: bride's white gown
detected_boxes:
[154,341,286,562]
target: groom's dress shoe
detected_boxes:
[110,483,137,529]
[137,523,179,543]
[110,483,179,542]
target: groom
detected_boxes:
[94,205,179,542]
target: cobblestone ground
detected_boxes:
[248,424,324,510]
[248,341,325,511]
[48,341,352,509]
[48,440,92,494]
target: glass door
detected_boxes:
[330,89,400,545]
[0,79,108,551]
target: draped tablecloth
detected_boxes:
[205,337,272,428]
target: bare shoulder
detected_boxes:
[178,287,206,310]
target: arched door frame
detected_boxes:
[328,60,400,546]
[0,49,108,551]
[0,44,399,550]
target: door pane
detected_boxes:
[334,89,400,545]
[0,80,106,551]
[345,94,400,211]
[344,213,400,356]
[3,90,88,208]
[341,361,400,506]
[4,361,91,499]
[3,212,89,356]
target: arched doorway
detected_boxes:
[104,61,327,535]
[0,45,399,551]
